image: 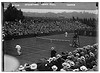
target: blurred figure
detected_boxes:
[72,30,80,48]
[51,47,57,57]
[4,54,20,72]
[15,44,22,56]
[65,32,68,37]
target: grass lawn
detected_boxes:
[3,33,97,65]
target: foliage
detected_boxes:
[4,3,24,21]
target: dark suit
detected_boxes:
[51,50,56,57]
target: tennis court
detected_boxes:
[3,33,97,65]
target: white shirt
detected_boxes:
[65,32,68,37]
[65,32,68,35]
[15,45,21,51]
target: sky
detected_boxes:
[3,2,98,14]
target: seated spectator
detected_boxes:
[30,63,37,71]
[24,63,31,71]
[18,65,25,71]
[73,68,79,71]
[60,68,66,71]
[80,66,88,71]
[61,52,67,60]
[52,65,58,71]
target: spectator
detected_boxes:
[61,52,67,60]
[16,43,98,71]
[30,63,37,71]
[18,65,25,71]
[24,63,31,71]
[51,47,57,57]
[73,68,79,71]
[52,65,58,71]
[80,66,88,71]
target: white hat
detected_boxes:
[66,60,75,67]
[66,60,71,64]
[47,57,53,63]
[56,54,62,58]
[90,46,94,48]
[51,47,55,50]
[15,45,21,49]
[60,68,66,71]
[89,52,95,57]
[76,48,83,50]
[80,56,85,60]
[67,56,71,59]
[62,62,67,67]
[68,52,72,55]
[19,65,24,71]
[80,66,88,71]
[70,61,75,66]
[30,63,37,70]
[62,62,71,68]
[77,58,81,61]
[76,53,80,56]
[49,57,53,61]
[73,69,79,71]
[52,57,57,61]
[52,65,58,71]
[24,63,30,68]
[86,45,91,49]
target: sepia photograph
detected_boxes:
[2,2,98,72]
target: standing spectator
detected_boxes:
[72,32,80,48]
[51,47,57,57]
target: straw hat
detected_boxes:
[73,69,79,71]
[52,65,58,71]
[80,66,88,71]
[30,63,37,70]
[19,65,24,71]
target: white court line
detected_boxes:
[36,37,70,42]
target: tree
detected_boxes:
[4,3,24,21]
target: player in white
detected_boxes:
[15,44,22,56]
[65,32,68,37]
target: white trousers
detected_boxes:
[17,50,21,55]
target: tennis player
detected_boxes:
[65,32,68,37]
[15,44,22,56]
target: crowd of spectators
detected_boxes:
[15,43,98,72]
[3,18,93,37]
